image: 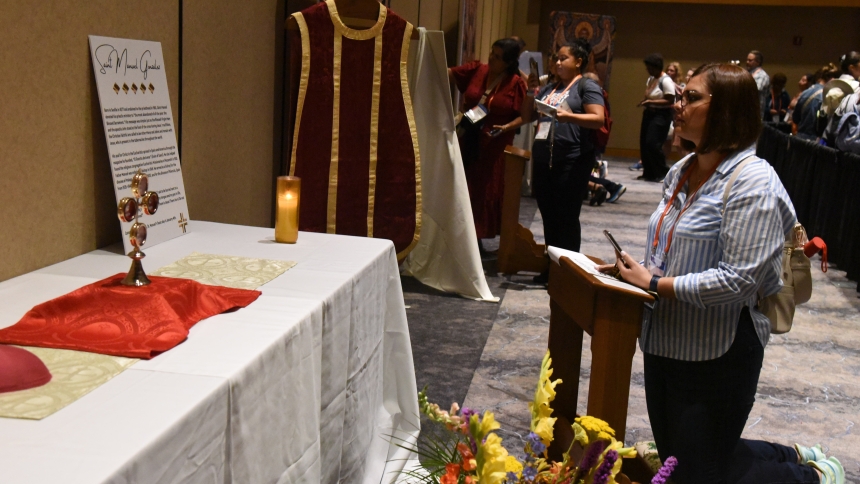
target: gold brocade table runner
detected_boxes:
[150,252,297,289]
[0,347,137,420]
[0,253,296,420]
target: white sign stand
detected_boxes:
[89,35,190,254]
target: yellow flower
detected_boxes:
[574,416,615,443]
[533,415,557,446]
[528,350,562,446]
[505,455,523,478]
[572,422,589,446]
[476,433,509,484]
[470,410,501,443]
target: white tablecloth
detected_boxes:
[0,221,419,484]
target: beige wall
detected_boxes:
[182,0,283,228]
[0,0,179,282]
[539,0,860,151]
[511,0,540,54]
[400,0,526,65]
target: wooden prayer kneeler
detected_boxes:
[498,145,548,275]
[546,255,656,482]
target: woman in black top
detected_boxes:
[521,39,605,281]
[638,53,677,182]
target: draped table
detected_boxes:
[0,221,419,483]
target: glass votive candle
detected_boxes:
[275,176,300,243]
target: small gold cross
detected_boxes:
[178,213,188,233]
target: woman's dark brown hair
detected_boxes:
[492,38,522,76]
[680,63,762,154]
[816,63,840,83]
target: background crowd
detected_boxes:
[450,43,860,258]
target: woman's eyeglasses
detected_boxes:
[677,90,712,109]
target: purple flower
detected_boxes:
[651,456,678,484]
[506,471,519,482]
[592,450,618,484]
[460,407,479,453]
[461,407,475,421]
[526,432,546,454]
[573,440,607,482]
[522,466,537,481]
[578,440,607,471]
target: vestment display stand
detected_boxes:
[546,255,655,482]
[498,145,548,275]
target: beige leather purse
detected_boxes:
[722,157,812,334]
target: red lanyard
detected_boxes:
[545,76,581,108]
[771,91,782,112]
[483,74,505,110]
[651,156,722,254]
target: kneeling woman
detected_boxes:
[521,39,604,281]
[601,64,843,483]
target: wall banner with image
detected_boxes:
[548,12,617,92]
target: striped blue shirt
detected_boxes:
[641,145,797,361]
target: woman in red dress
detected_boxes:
[449,38,526,246]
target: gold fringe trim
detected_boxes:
[289,13,311,177]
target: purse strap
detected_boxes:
[722,155,798,246]
[720,155,757,211]
[721,155,788,307]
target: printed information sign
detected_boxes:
[89,35,190,253]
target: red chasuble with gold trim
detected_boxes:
[289,0,421,258]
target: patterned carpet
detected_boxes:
[403,157,860,481]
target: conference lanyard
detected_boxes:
[535,76,581,142]
[651,156,722,256]
[482,74,505,109]
[464,73,505,125]
[770,91,784,113]
[544,75,581,108]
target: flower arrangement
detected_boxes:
[400,350,677,484]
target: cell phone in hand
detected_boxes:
[529,58,539,78]
[603,230,629,267]
[489,127,503,138]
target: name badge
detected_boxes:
[649,251,666,277]
[535,117,551,140]
[464,104,488,124]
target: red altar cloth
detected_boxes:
[0,274,261,359]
